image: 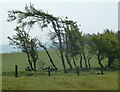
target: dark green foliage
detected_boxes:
[102,29,118,67]
[90,29,119,69]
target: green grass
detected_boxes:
[1,50,119,90]
[2,50,61,71]
[2,50,108,72]
[2,71,118,90]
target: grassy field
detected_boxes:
[2,71,118,90]
[2,50,107,71]
[1,50,119,90]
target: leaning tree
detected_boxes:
[8,3,67,73]
[61,19,81,69]
[38,41,58,70]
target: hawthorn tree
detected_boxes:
[62,19,83,69]
[91,33,105,74]
[8,27,38,71]
[90,29,118,72]
[101,29,118,68]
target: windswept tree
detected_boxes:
[7,3,67,73]
[62,19,82,69]
[91,33,105,74]
[8,27,38,71]
[84,34,95,68]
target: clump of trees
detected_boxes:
[90,30,118,68]
[7,3,119,73]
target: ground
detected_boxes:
[1,50,119,90]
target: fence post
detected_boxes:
[76,66,79,76]
[15,65,18,77]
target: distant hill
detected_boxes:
[0,44,21,53]
[0,42,52,53]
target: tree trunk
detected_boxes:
[82,53,88,68]
[98,51,104,74]
[87,54,94,68]
[44,48,58,70]
[98,54,104,67]
[108,57,114,68]
[39,42,58,70]
[26,52,33,71]
[65,53,73,69]
[33,61,37,71]
[88,59,91,68]
[98,59,104,74]
[73,57,77,68]
[60,50,67,73]
[57,30,67,73]
[79,53,82,68]
[52,21,67,73]
[58,33,67,73]
[65,33,72,70]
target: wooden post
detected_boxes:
[48,69,50,76]
[76,66,79,76]
[15,65,18,77]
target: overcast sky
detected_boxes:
[0,1,118,45]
